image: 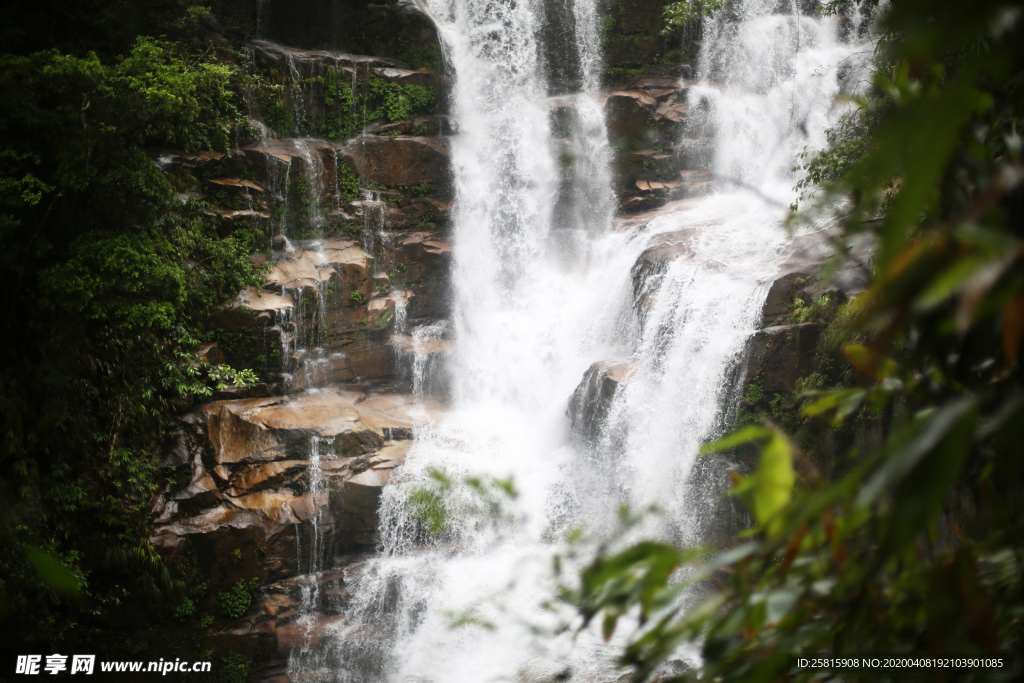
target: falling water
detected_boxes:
[295,0,873,680]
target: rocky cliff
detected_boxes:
[141,1,859,678]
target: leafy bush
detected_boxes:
[217,579,260,620]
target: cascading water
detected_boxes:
[292,0,873,680]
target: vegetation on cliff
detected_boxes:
[573,0,1024,679]
[0,0,263,659]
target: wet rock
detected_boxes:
[348,135,450,187]
[216,209,272,236]
[202,390,389,466]
[382,230,452,320]
[151,505,269,589]
[167,456,221,515]
[266,239,373,292]
[212,383,275,401]
[630,228,695,308]
[375,115,454,137]
[330,441,411,547]
[744,323,823,393]
[761,270,817,326]
[207,617,277,662]
[151,392,440,592]
[605,90,656,145]
[568,361,631,443]
[250,40,440,90]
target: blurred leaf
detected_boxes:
[858,397,978,555]
[913,255,990,312]
[700,425,770,455]
[843,344,877,377]
[23,546,82,599]
[732,430,795,533]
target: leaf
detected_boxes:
[751,432,796,531]
[730,430,796,533]
[801,388,860,417]
[844,344,878,377]
[23,547,82,598]
[913,255,990,312]
[700,425,770,455]
[958,255,1014,335]
[857,397,978,556]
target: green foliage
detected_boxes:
[661,1,728,35]
[174,597,195,620]
[373,80,438,123]
[793,113,871,206]
[251,65,437,141]
[215,652,252,683]
[0,4,263,656]
[216,578,260,620]
[788,293,841,324]
[407,468,519,541]
[408,469,453,538]
[571,1,1024,679]
[743,382,764,405]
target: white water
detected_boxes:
[297,1,873,681]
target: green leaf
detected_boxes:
[747,432,796,531]
[23,547,82,599]
[858,397,978,555]
[700,425,770,455]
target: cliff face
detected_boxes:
[142,1,856,678]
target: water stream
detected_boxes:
[289,0,873,680]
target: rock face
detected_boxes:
[743,323,824,393]
[150,28,455,663]
[151,389,439,578]
[149,387,442,675]
[568,361,631,443]
[347,135,451,186]
[599,77,715,211]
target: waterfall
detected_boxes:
[291,0,873,680]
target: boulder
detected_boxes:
[201,390,387,467]
[151,505,269,590]
[761,271,816,326]
[630,228,696,308]
[348,135,450,186]
[568,361,631,443]
[605,91,655,146]
[250,40,440,90]
[330,442,411,547]
[743,323,823,394]
[151,391,439,591]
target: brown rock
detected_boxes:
[266,240,373,292]
[151,505,268,589]
[761,271,815,326]
[348,135,450,186]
